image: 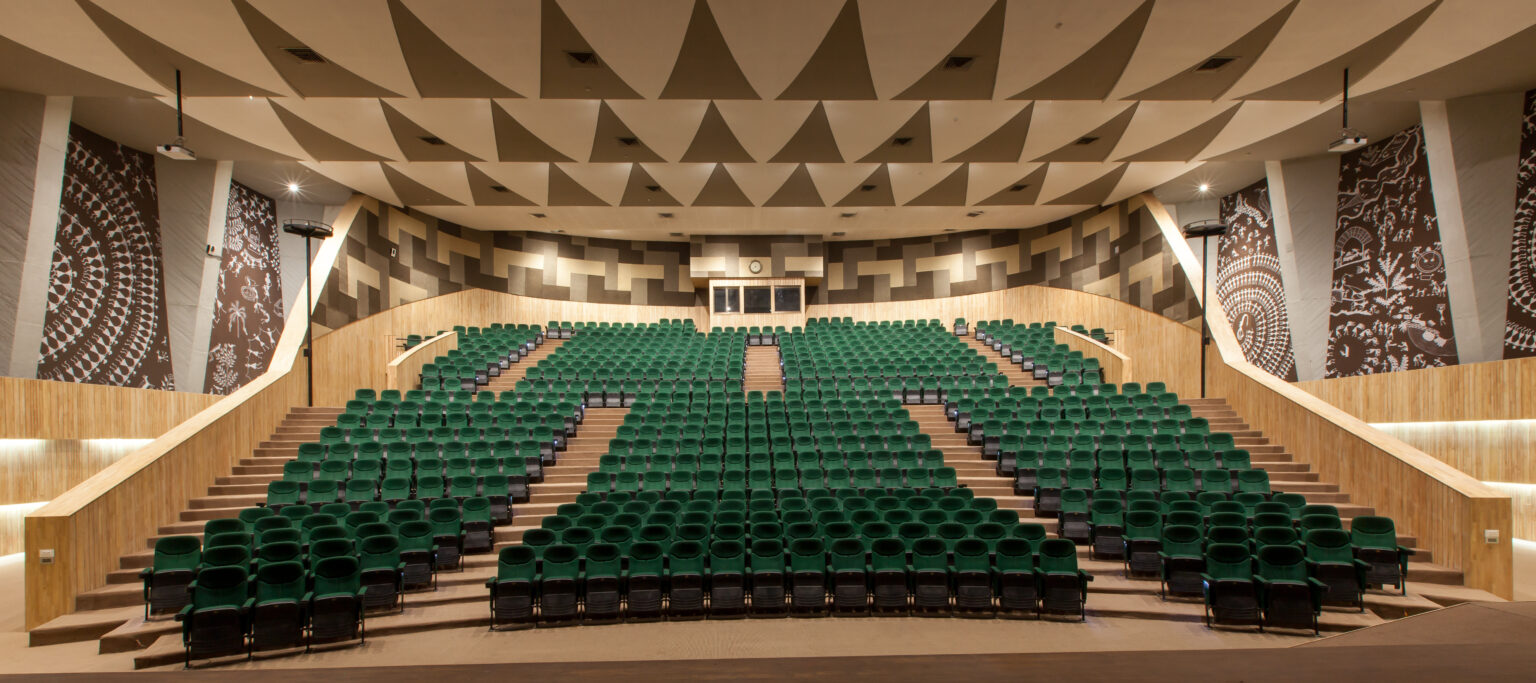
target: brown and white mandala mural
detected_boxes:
[1503,89,1536,359]
[1217,179,1297,381]
[204,180,284,394]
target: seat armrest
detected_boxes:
[175,604,193,621]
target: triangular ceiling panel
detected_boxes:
[1117,104,1241,161]
[1130,1,1298,100]
[271,101,390,161]
[1009,0,1154,100]
[770,102,844,163]
[692,164,754,206]
[554,162,631,205]
[682,102,754,162]
[589,102,664,162]
[708,0,845,99]
[904,164,969,206]
[1236,1,1440,101]
[1044,164,1129,205]
[1033,104,1139,162]
[858,104,933,163]
[381,101,481,161]
[471,162,551,204]
[974,164,1049,205]
[777,0,877,100]
[386,0,520,97]
[388,161,474,205]
[491,102,575,162]
[834,164,896,207]
[465,162,536,205]
[78,0,278,97]
[304,161,400,204]
[619,164,682,206]
[605,101,710,161]
[385,99,497,162]
[894,0,1006,100]
[399,0,540,97]
[726,163,800,205]
[660,0,758,99]
[548,163,613,206]
[0,35,159,97]
[763,163,824,207]
[640,163,715,204]
[942,103,1032,163]
[232,0,402,97]
[381,163,462,205]
[538,0,642,99]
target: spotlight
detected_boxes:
[1198,183,1210,193]
[287,182,300,194]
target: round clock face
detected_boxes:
[748,259,763,274]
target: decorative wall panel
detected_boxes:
[1218,179,1298,380]
[689,235,824,279]
[1505,89,1536,358]
[204,181,284,394]
[1326,125,1458,377]
[36,124,175,389]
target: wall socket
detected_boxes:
[205,244,220,258]
[38,549,54,564]
[1485,529,1500,544]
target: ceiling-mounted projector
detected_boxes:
[157,139,195,161]
[1328,135,1368,153]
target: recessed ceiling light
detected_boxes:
[286,182,300,194]
[1198,183,1211,193]
[891,137,913,147]
[1196,56,1237,72]
[669,232,684,237]
[1009,184,1028,192]
[839,212,856,218]
[282,46,326,63]
[616,136,639,146]
[943,55,975,70]
[1074,136,1099,145]
[831,231,846,237]
[418,136,446,146]
[859,184,877,192]
[530,212,546,218]
[943,228,959,232]
[966,211,984,218]
[489,185,510,193]
[565,51,599,67]
[658,212,673,218]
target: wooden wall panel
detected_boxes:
[1294,357,1536,422]
[0,503,46,556]
[384,331,457,392]
[0,440,148,504]
[1484,483,1536,540]
[1055,327,1130,384]
[1373,422,1536,484]
[23,197,365,629]
[0,378,220,439]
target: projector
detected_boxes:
[1328,135,1368,153]
[156,142,196,161]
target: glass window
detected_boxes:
[743,287,772,314]
[712,286,739,313]
[773,286,801,312]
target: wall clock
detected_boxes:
[748,259,763,274]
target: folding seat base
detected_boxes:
[749,583,787,617]
[667,588,706,620]
[1040,587,1086,621]
[539,589,580,626]
[1263,596,1318,635]
[789,576,827,616]
[583,589,623,625]
[1207,589,1261,629]
[490,593,536,631]
[626,584,664,622]
[954,579,994,617]
[1090,530,1125,560]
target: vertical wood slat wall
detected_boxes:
[0,377,220,439]
[1054,326,1131,385]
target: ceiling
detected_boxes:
[4,0,1536,239]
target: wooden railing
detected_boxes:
[384,331,457,392]
[1053,326,1130,385]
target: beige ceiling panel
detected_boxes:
[691,165,753,206]
[606,100,711,162]
[682,103,754,162]
[1108,102,1235,161]
[92,0,291,95]
[386,99,497,163]
[824,101,925,160]
[273,97,403,160]
[857,104,933,163]
[497,99,601,161]
[0,0,163,94]
[303,161,401,205]
[1009,0,1151,100]
[888,163,961,206]
[1103,161,1201,205]
[660,0,758,99]
[775,0,877,100]
[619,164,682,207]
[470,162,551,205]
[464,163,537,206]
[762,164,824,207]
[247,0,418,97]
[709,0,843,99]
[1117,105,1241,162]
[806,163,881,206]
[387,162,474,205]
[1196,100,1328,159]
[1036,162,1118,204]
[723,163,799,206]
[589,102,664,162]
[1109,0,1291,98]
[930,101,1029,162]
[715,100,818,161]
[1031,103,1138,162]
[1237,1,1438,101]
[559,0,693,98]
[183,97,309,159]
[994,0,1140,98]
[1044,164,1127,205]
[770,103,844,163]
[381,163,461,205]
[380,102,482,161]
[834,164,895,207]
[1225,0,1432,97]
[640,163,715,205]
[554,162,631,206]
[1018,101,1133,162]
[1354,0,1536,96]
[904,164,969,207]
[400,0,540,97]
[966,162,1045,204]
[860,0,996,99]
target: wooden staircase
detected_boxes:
[743,346,783,394]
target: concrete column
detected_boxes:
[8,96,71,378]
[185,161,235,393]
[1273,155,1340,381]
[1421,100,1485,363]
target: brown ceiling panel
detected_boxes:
[0,35,159,97]
[904,163,969,206]
[1237,1,1441,101]
[381,164,461,205]
[589,102,664,162]
[465,162,536,205]
[79,0,277,97]
[1045,164,1128,205]
[769,102,843,162]
[232,0,401,97]
[381,101,482,161]
[491,102,574,162]
[691,164,754,206]
[1130,1,1298,101]
[539,0,641,99]
[660,0,758,99]
[1009,0,1153,100]
[945,104,1032,162]
[1118,104,1240,161]
[895,0,1006,100]
[764,164,824,206]
[1034,104,1138,162]
[681,102,754,162]
[858,103,933,163]
[620,164,683,206]
[387,0,520,98]
[834,164,896,206]
[975,165,1048,205]
[777,0,877,100]
[548,163,610,205]
[271,101,389,161]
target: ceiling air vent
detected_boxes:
[658,212,674,218]
[565,51,600,67]
[488,185,510,193]
[530,212,547,218]
[617,136,639,146]
[1074,136,1099,145]
[1009,184,1029,192]
[669,232,684,237]
[645,184,661,192]
[419,136,447,146]
[282,47,327,63]
[1196,56,1237,72]
[859,184,877,192]
[891,137,913,147]
[839,212,856,218]
[966,211,984,218]
[831,231,846,237]
[943,55,975,70]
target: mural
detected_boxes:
[1326,125,1458,377]
[36,124,175,389]
[204,181,285,394]
[1217,179,1298,380]
[1504,89,1536,358]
